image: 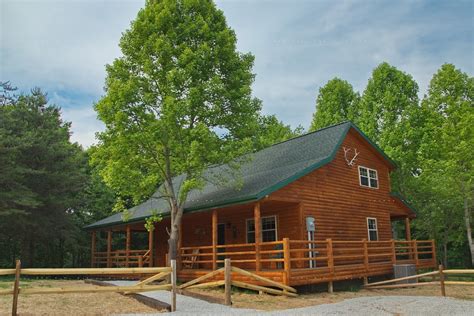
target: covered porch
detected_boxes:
[90,223,154,268]
[89,200,436,286]
[178,238,436,286]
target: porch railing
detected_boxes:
[92,249,151,268]
[179,239,436,273]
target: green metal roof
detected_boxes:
[85,121,396,230]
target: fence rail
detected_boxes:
[0,260,177,316]
[179,258,297,306]
[93,249,151,268]
[365,264,474,297]
[180,238,435,272]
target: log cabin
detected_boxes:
[85,121,436,287]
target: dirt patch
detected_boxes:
[0,279,163,315]
[190,284,474,311]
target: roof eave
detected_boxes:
[390,191,417,217]
[84,195,261,231]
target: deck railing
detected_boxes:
[93,249,151,268]
[179,239,436,273]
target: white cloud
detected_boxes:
[1,0,472,147]
[1,0,144,95]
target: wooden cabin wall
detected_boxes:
[151,128,413,266]
[269,129,411,241]
[177,203,301,247]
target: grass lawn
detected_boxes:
[0,277,472,314]
[0,279,162,315]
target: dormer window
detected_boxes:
[359,166,378,189]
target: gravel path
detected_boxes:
[265,296,474,315]
[109,281,257,315]
[109,281,474,315]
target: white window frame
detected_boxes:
[358,166,379,189]
[367,217,378,241]
[246,215,278,243]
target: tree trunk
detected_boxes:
[28,238,35,267]
[167,198,183,261]
[464,196,474,267]
[443,241,448,268]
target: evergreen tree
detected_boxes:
[0,88,87,267]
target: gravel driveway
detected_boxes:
[265,296,474,315]
[110,281,474,315]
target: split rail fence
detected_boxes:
[0,260,178,316]
[365,264,474,297]
[179,258,297,306]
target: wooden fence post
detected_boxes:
[326,239,334,294]
[363,239,369,285]
[363,239,369,272]
[107,231,112,268]
[439,264,446,297]
[212,209,217,271]
[171,259,177,312]
[326,239,334,274]
[390,239,396,264]
[148,229,154,267]
[254,203,261,272]
[224,258,232,306]
[12,260,21,316]
[126,225,131,267]
[431,239,437,267]
[413,241,419,266]
[283,238,291,286]
[91,231,96,268]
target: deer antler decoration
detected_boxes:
[343,147,359,166]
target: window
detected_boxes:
[367,218,378,241]
[246,216,277,243]
[359,166,378,188]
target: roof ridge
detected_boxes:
[262,120,352,149]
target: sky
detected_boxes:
[1,0,473,147]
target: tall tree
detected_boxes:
[0,88,86,267]
[310,78,360,131]
[358,62,422,192]
[92,0,261,260]
[420,64,474,266]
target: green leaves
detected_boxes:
[310,78,360,131]
[0,86,94,267]
[253,115,303,150]
[358,63,420,165]
[309,63,473,267]
[93,0,261,222]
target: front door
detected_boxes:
[217,223,226,267]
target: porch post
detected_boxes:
[212,209,218,270]
[254,202,261,271]
[107,230,112,268]
[283,238,290,286]
[405,218,411,241]
[126,225,131,267]
[91,231,96,268]
[148,228,154,267]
